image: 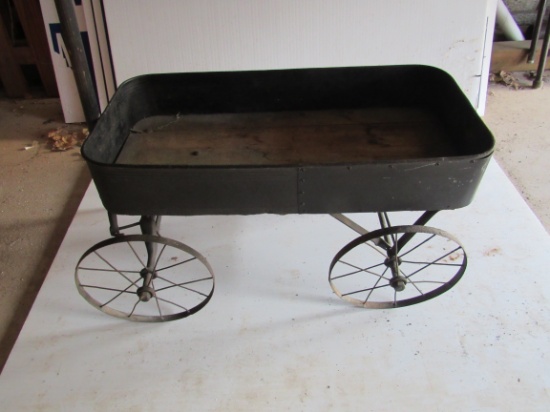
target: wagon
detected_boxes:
[77,65,494,321]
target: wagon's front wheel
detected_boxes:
[329,225,466,308]
[75,235,215,321]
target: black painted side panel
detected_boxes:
[300,156,492,213]
[89,164,298,216]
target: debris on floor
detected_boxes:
[45,126,89,151]
[489,71,522,89]
[23,141,39,151]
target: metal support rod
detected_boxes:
[528,0,547,63]
[331,211,442,252]
[411,210,439,227]
[396,211,439,252]
[533,12,550,89]
[330,213,369,236]
[377,212,392,246]
[54,0,100,128]
[108,212,142,236]
[108,212,120,236]
[139,215,161,237]
[140,216,160,270]
[330,213,389,249]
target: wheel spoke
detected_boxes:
[360,240,388,257]
[77,267,142,274]
[403,246,463,279]
[363,267,389,304]
[80,284,137,294]
[156,296,189,312]
[155,275,211,297]
[340,260,385,272]
[100,277,141,308]
[127,241,146,268]
[342,282,391,297]
[156,256,197,272]
[128,298,141,318]
[398,234,437,259]
[398,267,424,295]
[154,297,164,319]
[153,243,168,271]
[155,275,213,292]
[93,250,135,285]
[151,279,164,319]
[401,260,463,267]
[331,260,387,281]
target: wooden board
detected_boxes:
[116,108,456,166]
[491,40,550,73]
[0,13,28,97]
[13,0,58,97]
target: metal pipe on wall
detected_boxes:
[54,0,100,128]
[527,0,547,63]
[496,0,525,41]
[533,15,550,88]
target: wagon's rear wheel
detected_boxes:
[75,235,215,321]
[329,225,466,308]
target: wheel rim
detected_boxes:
[329,225,467,308]
[75,235,215,322]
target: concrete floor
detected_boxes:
[0,98,90,371]
[0,73,548,372]
[484,73,550,230]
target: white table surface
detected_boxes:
[1,159,549,411]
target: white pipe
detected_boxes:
[496,0,525,41]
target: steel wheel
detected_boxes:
[329,225,466,308]
[75,235,215,321]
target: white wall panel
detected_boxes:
[103,0,497,112]
[40,0,115,122]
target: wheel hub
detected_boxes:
[140,268,157,279]
[138,268,157,301]
[384,255,402,267]
[137,285,156,302]
[389,275,407,292]
[383,255,407,291]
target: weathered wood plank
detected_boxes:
[118,108,456,166]
[12,46,34,65]
[491,40,550,72]
[0,14,27,97]
[13,0,58,97]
